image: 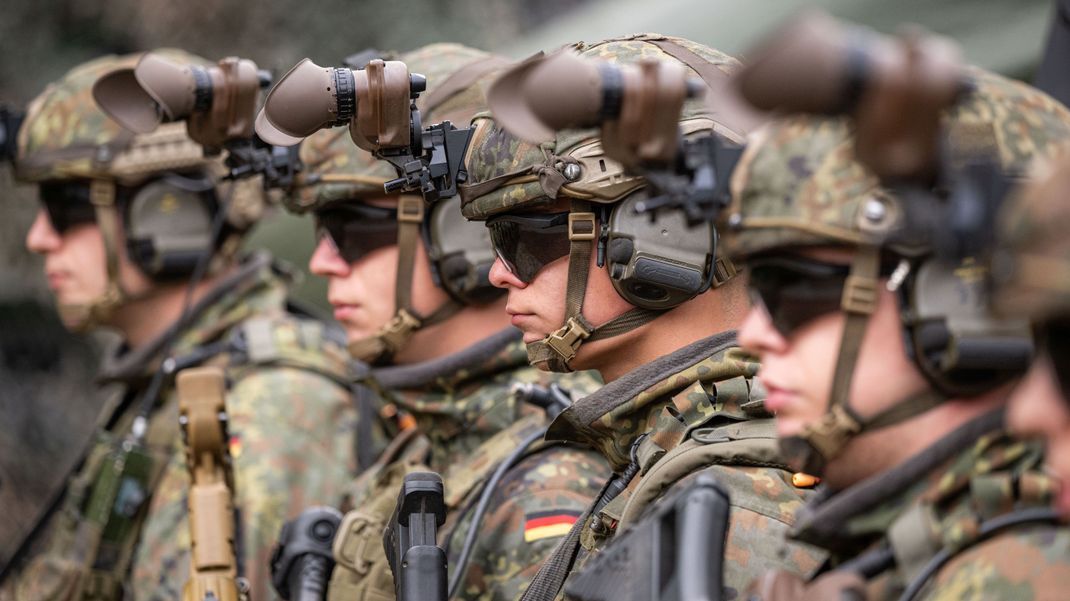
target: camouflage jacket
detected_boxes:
[782,408,1070,601]
[534,331,823,601]
[328,329,609,601]
[2,253,363,601]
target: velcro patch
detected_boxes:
[523,510,581,543]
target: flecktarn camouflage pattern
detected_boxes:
[787,421,1070,600]
[724,65,1070,601]
[327,331,608,601]
[543,333,822,599]
[459,33,745,222]
[992,152,1070,322]
[287,43,508,213]
[15,51,213,185]
[1,253,361,601]
[722,67,1070,260]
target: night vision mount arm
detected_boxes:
[255,58,472,204]
[734,10,1010,260]
[92,52,301,189]
[487,50,745,225]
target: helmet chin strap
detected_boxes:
[526,200,665,373]
[779,245,946,475]
[59,179,140,332]
[347,195,462,364]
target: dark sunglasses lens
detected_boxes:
[315,206,398,263]
[748,259,849,336]
[487,214,571,283]
[38,183,97,233]
[1043,320,1070,403]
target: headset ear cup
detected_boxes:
[426,197,503,305]
[124,179,216,279]
[605,193,716,310]
[900,258,1034,396]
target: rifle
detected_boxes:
[564,474,731,601]
[177,366,247,601]
[383,472,448,601]
[270,506,342,601]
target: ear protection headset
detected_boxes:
[603,189,719,310]
[422,194,502,305]
[896,255,1033,396]
[122,172,222,280]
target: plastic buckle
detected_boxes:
[397,195,425,223]
[841,275,878,314]
[800,405,862,458]
[544,316,593,361]
[333,511,382,576]
[89,179,116,207]
[568,212,597,241]
[379,309,422,352]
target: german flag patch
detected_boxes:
[523,510,581,543]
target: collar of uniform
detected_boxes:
[545,331,763,471]
[97,251,291,386]
[788,407,1023,558]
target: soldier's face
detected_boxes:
[308,197,448,344]
[1007,356,1070,517]
[25,208,154,330]
[739,248,929,484]
[487,209,635,371]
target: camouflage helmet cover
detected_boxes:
[992,152,1070,322]
[15,49,214,185]
[459,33,747,221]
[722,67,1070,260]
[285,43,508,214]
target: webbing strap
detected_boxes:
[829,245,881,412]
[644,38,731,91]
[394,195,424,312]
[89,180,127,315]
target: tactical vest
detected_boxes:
[6,315,351,601]
[577,375,788,553]
[328,414,548,601]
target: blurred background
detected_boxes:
[0,0,1061,440]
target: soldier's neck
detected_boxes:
[112,274,228,350]
[586,280,748,383]
[392,296,511,365]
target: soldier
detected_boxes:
[270,44,608,601]
[3,52,359,600]
[992,153,1070,519]
[458,35,823,601]
[726,67,1070,600]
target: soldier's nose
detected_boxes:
[738,304,787,356]
[308,236,350,277]
[26,209,62,254]
[1007,357,1067,439]
[489,256,526,289]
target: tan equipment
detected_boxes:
[733,9,963,183]
[94,52,261,152]
[177,367,247,601]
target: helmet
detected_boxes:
[288,43,510,363]
[460,34,753,372]
[992,153,1070,322]
[16,51,268,331]
[722,67,1070,474]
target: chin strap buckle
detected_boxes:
[543,316,593,364]
[800,404,863,460]
[397,195,425,223]
[378,308,423,354]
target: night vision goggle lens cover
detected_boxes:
[38,182,99,234]
[315,203,399,263]
[486,211,572,284]
[747,256,852,338]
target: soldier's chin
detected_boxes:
[57,302,94,333]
